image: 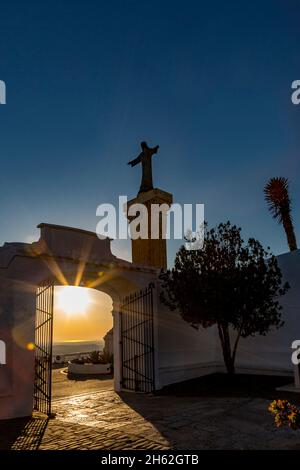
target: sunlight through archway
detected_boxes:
[53,286,113,343]
[56,286,91,316]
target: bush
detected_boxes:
[100,350,113,365]
[70,351,113,365]
[87,350,102,364]
[71,357,85,365]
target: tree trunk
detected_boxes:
[282,213,298,251]
[218,323,235,375]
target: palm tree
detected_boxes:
[264,177,298,251]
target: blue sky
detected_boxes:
[0,0,299,265]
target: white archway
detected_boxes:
[0,223,159,419]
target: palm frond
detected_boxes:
[264,177,292,223]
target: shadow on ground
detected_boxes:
[1,374,300,450]
[157,373,297,400]
[117,373,300,450]
[0,415,48,450]
[66,372,114,382]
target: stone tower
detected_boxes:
[126,188,173,269]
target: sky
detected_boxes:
[0,0,299,267]
[53,287,113,342]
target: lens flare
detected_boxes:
[55,286,91,315]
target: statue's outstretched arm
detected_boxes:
[150,145,159,156]
[128,153,142,167]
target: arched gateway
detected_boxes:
[0,223,159,419]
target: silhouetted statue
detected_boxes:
[128,141,159,193]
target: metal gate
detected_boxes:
[33,279,54,415]
[120,283,155,392]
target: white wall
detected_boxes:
[0,278,36,419]
[156,281,220,388]
[0,224,158,419]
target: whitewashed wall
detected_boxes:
[234,249,300,375]
[156,303,219,388]
[0,224,157,420]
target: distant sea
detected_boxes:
[53,340,104,357]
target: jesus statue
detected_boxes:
[127,141,159,194]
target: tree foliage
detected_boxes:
[159,221,289,374]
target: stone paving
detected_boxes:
[1,387,300,450]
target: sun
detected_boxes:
[55,286,91,315]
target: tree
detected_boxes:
[159,221,289,374]
[264,177,298,251]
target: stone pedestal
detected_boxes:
[126,188,173,269]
